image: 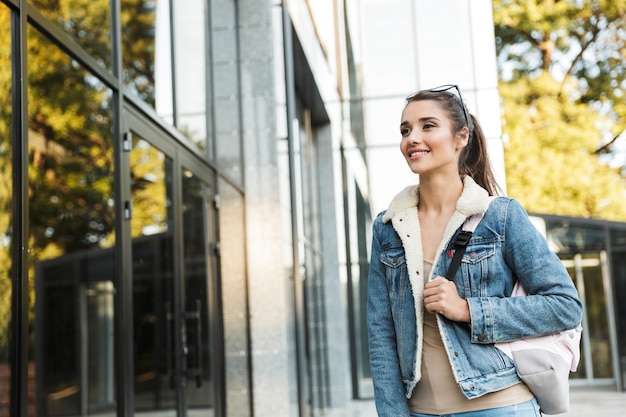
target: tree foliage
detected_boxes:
[493,0,626,220]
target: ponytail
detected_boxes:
[460,114,501,196]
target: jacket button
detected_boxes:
[471,386,476,391]
[470,252,476,258]
[478,334,486,341]
[454,351,459,357]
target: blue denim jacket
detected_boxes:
[367,177,583,417]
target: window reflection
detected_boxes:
[546,221,605,253]
[173,1,207,150]
[0,5,12,417]
[565,254,613,381]
[28,27,115,416]
[31,0,112,69]
[121,0,162,110]
[122,0,209,152]
[129,135,176,413]
[181,171,213,410]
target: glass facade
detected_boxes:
[28,25,116,416]
[120,0,160,108]
[0,4,11,416]
[534,214,626,390]
[32,0,112,70]
[4,0,373,415]
[4,0,252,415]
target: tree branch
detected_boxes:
[594,128,625,154]
[560,13,602,89]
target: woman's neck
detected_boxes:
[418,175,463,215]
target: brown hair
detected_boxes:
[405,90,501,196]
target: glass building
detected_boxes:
[2,1,370,416]
[1,1,623,417]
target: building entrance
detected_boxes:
[563,252,620,388]
[126,108,220,417]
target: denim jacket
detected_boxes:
[367,177,583,417]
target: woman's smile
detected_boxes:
[408,149,430,159]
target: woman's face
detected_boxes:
[399,99,468,176]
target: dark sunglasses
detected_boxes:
[406,84,470,128]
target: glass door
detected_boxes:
[179,162,219,417]
[128,127,177,415]
[563,252,619,386]
[126,109,216,417]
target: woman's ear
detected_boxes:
[455,126,470,149]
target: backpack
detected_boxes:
[447,207,582,415]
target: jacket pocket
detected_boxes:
[460,241,496,297]
[461,241,495,265]
[379,245,409,295]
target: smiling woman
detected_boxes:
[367,85,583,417]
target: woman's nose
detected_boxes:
[408,130,421,143]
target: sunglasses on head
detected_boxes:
[406,84,470,128]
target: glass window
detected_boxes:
[0,4,11,416]
[31,0,111,69]
[128,135,176,413]
[545,220,606,254]
[121,0,209,154]
[348,181,373,398]
[609,227,626,250]
[565,254,613,380]
[121,0,171,115]
[211,0,242,183]
[173,0,207,151]
[181,170,214,411]
[611,250,626,391]
[28,27,115,416]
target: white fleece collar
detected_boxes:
[382,176,491,224]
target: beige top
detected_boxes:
[407,260,533,414]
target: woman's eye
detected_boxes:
[423,122,435,129]
[400,128,411,136]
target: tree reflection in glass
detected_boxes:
[28,26,116,416]
[0,5,12,416]
[30,0,112,69]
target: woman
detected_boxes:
[366,85,583,417]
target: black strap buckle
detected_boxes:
[453,230,472,247]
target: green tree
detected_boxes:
[500,74,626,218]
[493,0,626,220]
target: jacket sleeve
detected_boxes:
[467,198,584,343]
[367,214,411,416]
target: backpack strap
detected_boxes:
[444,213,484,280]
[444,197,496,280]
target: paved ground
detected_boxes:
[560,386,626,417]
[346,385,626,416]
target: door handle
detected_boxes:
[184,299,203,388]
[165,301,175,390]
